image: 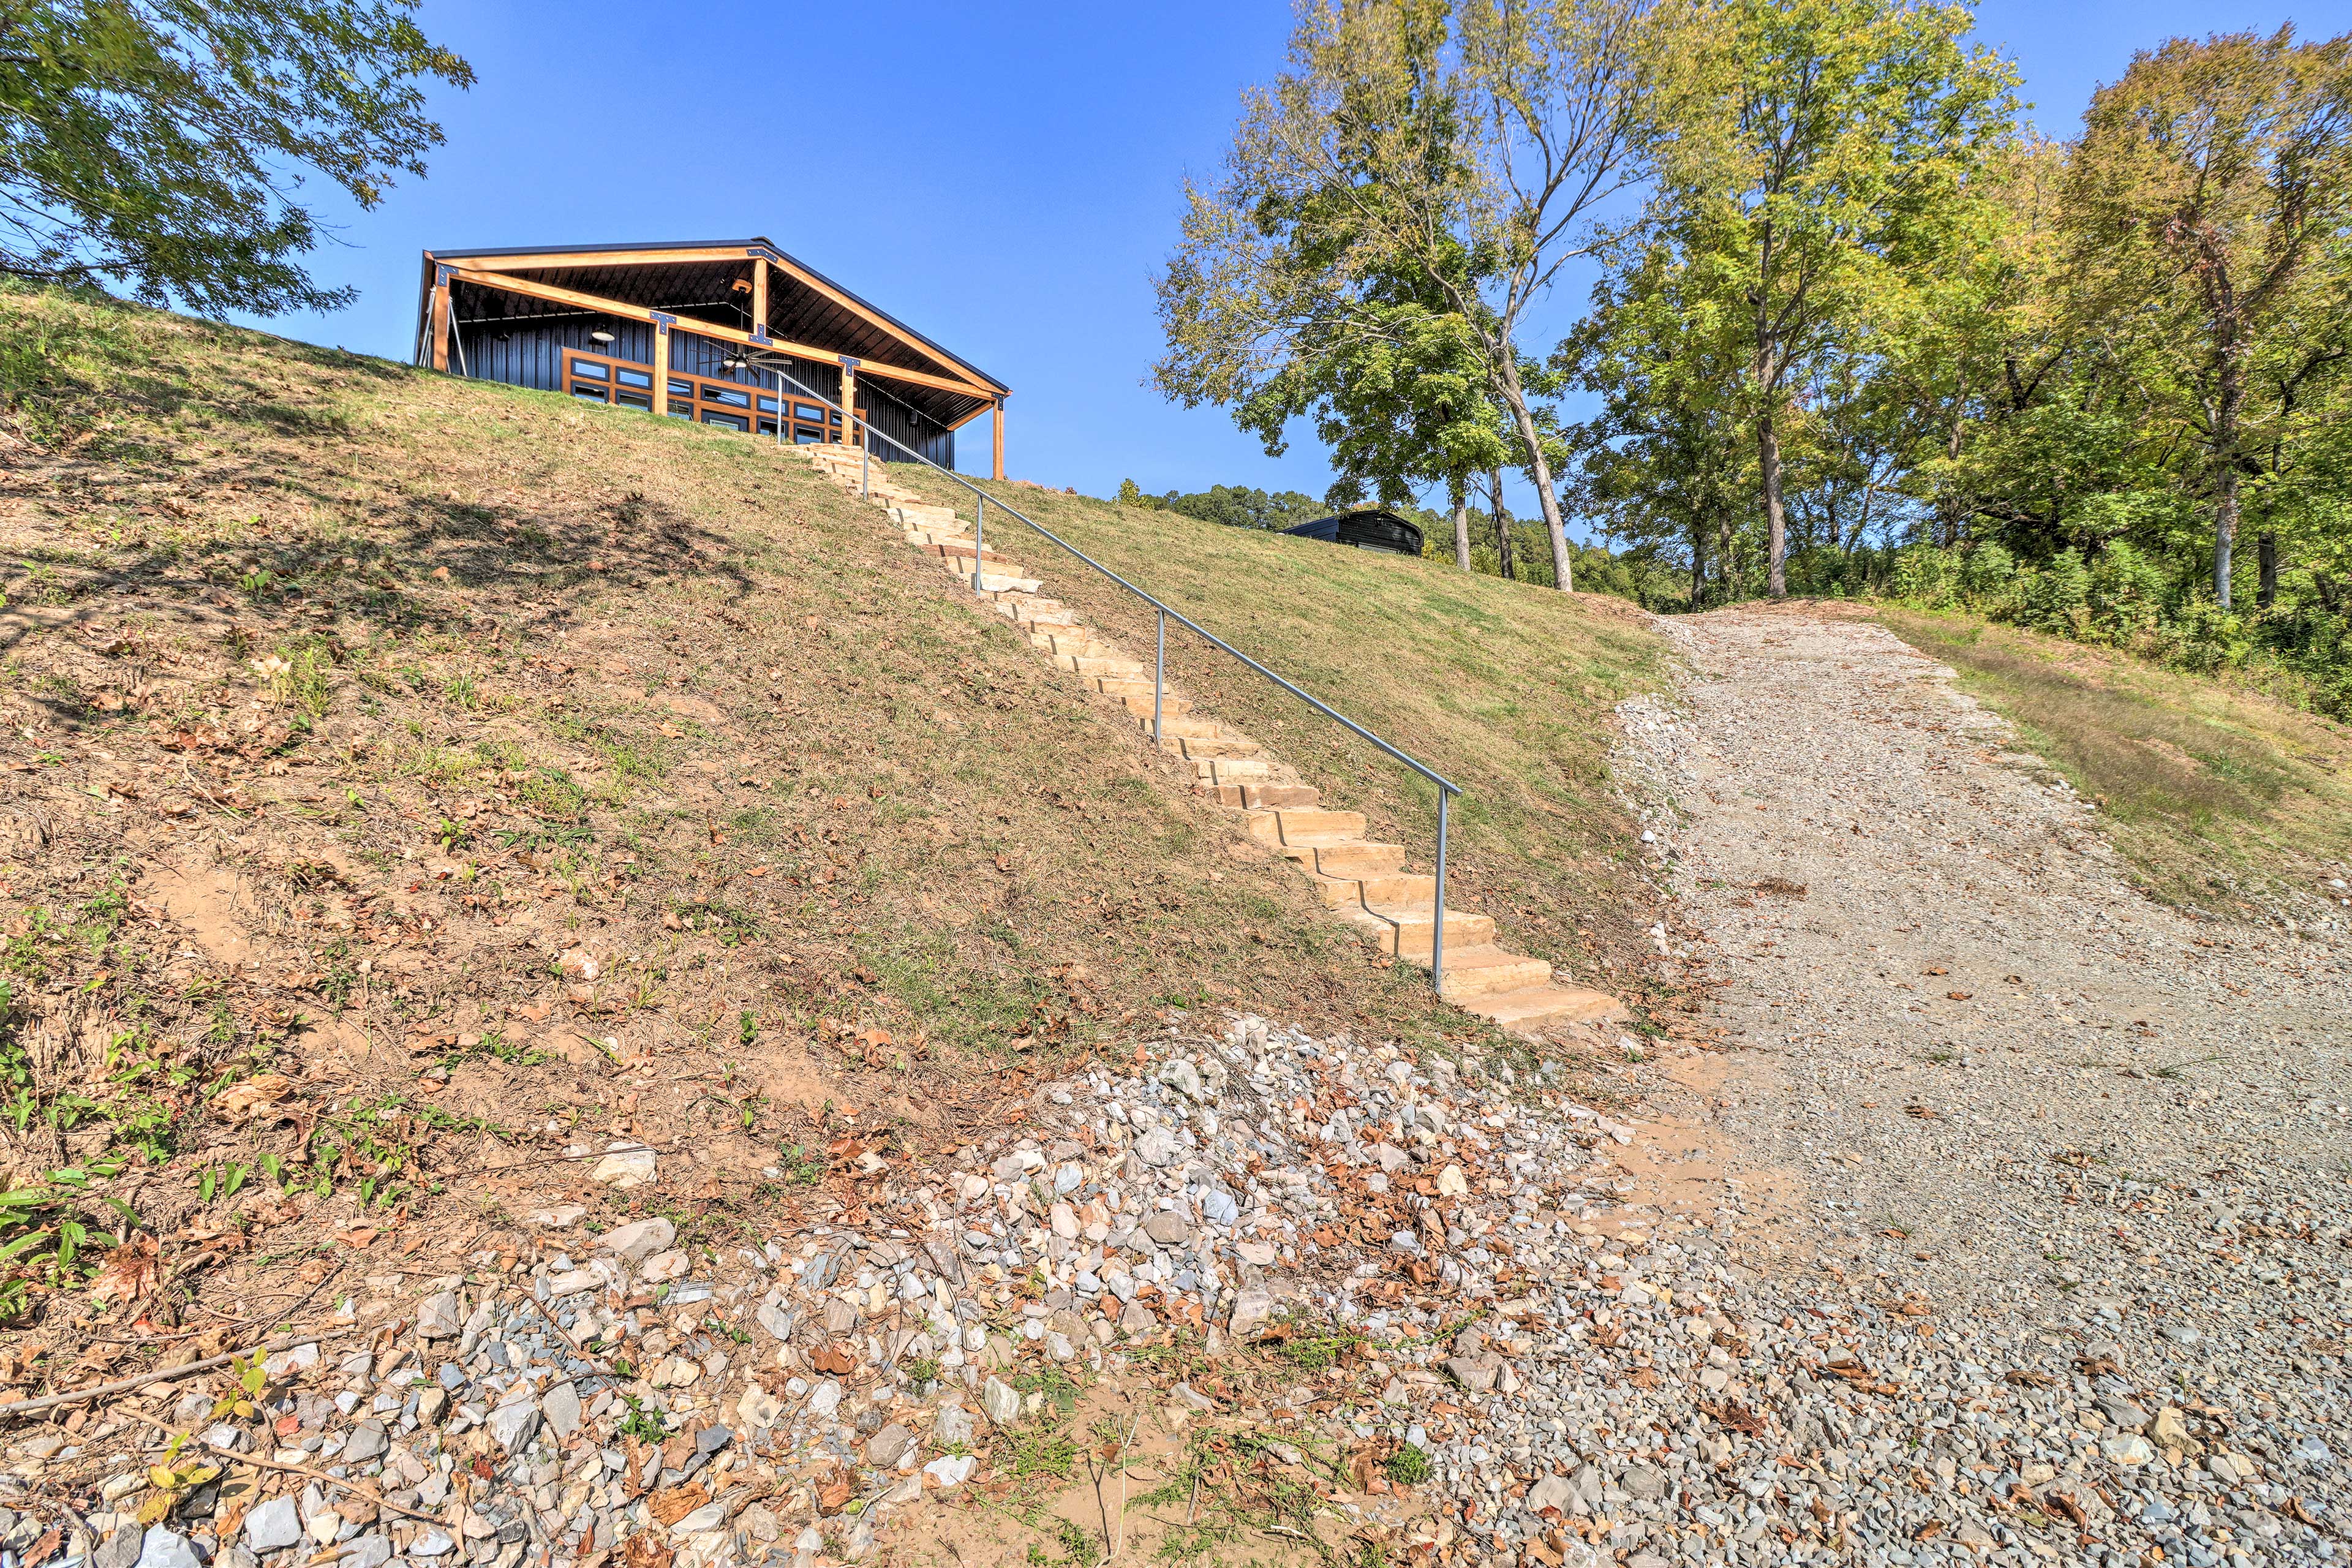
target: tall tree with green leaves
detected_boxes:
[0,0,473,315]
[2066,26,2352,609]
[1155,0,1689,592]
[1655,0,2017,596]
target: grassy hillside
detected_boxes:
[1879,606,2352,911]
[888,468,1673,993]
[0,286,1668,1326]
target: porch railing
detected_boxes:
[745,355,1463,995]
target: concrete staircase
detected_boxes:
[794,445,1626,1038]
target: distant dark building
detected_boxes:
[1283,509,1425,557]
[413,239,1008,475]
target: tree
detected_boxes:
[2067,26,2352,608]
[1561,233,1751,601]
[1655,0,2017,596]
[1155,0,1691,593]
[0,0,473,316]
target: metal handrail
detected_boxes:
[747,353,1463,993]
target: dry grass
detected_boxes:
[0,286,1672,1333]
[1878,606,2352,910]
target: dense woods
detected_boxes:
[1156,1,2352,716]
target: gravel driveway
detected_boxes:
[1597,606,2351,1567]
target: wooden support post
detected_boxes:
[992,400,1005,481]
[651,318,671,417]
[750,260,767,336]
[429,270,452,373]
[839,357,858,448]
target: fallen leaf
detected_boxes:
[647,1483,709,1527]
[215,1074,296,1120]
[90,1238,161,1308]
[620,1536,674,1568]
[816,1469,854,1514]
[1945,991,1972,1001]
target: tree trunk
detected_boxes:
[1492,358,1572,592]
[1689,522,1706,607]
[1716,510,1734,602]
[1759,396,1789,600]
[2214,343,2243,609]
[1490,470,1515,582]
[1449,473,1471,571]
[2258,531,2276,609]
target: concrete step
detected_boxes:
[1012,607,1082,630]
[1148,715,1231,741]
[1058,654,1146,677]
[1036,631,1108,656]
[1295,841,1406,878]
[924,541,1010,565]
[1352,907,1499,960]
[1248,809,1368,848]
[1434,944,1554,1001]
[1468,984,1628,1034]
[1311,870,1434,910]
[1157,733,1255,758]
[1195,758,1272,785]
[1096,677,1174,699]
[888,504,960,526]
[1118,694,1193,718]
[973,574,1043,595]
[1235,783,1321,810]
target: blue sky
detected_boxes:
[241,1,2338,524]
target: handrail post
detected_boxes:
[973,496,986,595]
[1154,608,1166,749]
[1432,789,1449,996]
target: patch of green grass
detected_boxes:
[1879,606,2352,908]
[435,1031,549,1071]
[1383,1444,1431,1486]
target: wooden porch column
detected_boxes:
[839,356,858,447]
[651,315,672,417]
[429,268,452,372]
[750,260,767,335]
[992,399,1005,481]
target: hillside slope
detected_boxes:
[0,288,1668,1332]
[1877,605,2352,913]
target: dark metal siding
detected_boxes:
[453,306,652,393]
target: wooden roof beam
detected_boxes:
[441,267,998,404]
[431,246,758,272]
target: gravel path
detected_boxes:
[1601,606,2351,1567]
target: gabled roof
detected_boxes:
[420,238,1005,427]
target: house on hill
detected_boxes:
[413,239,1008,476]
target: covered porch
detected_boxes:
[415,239,1008,477]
